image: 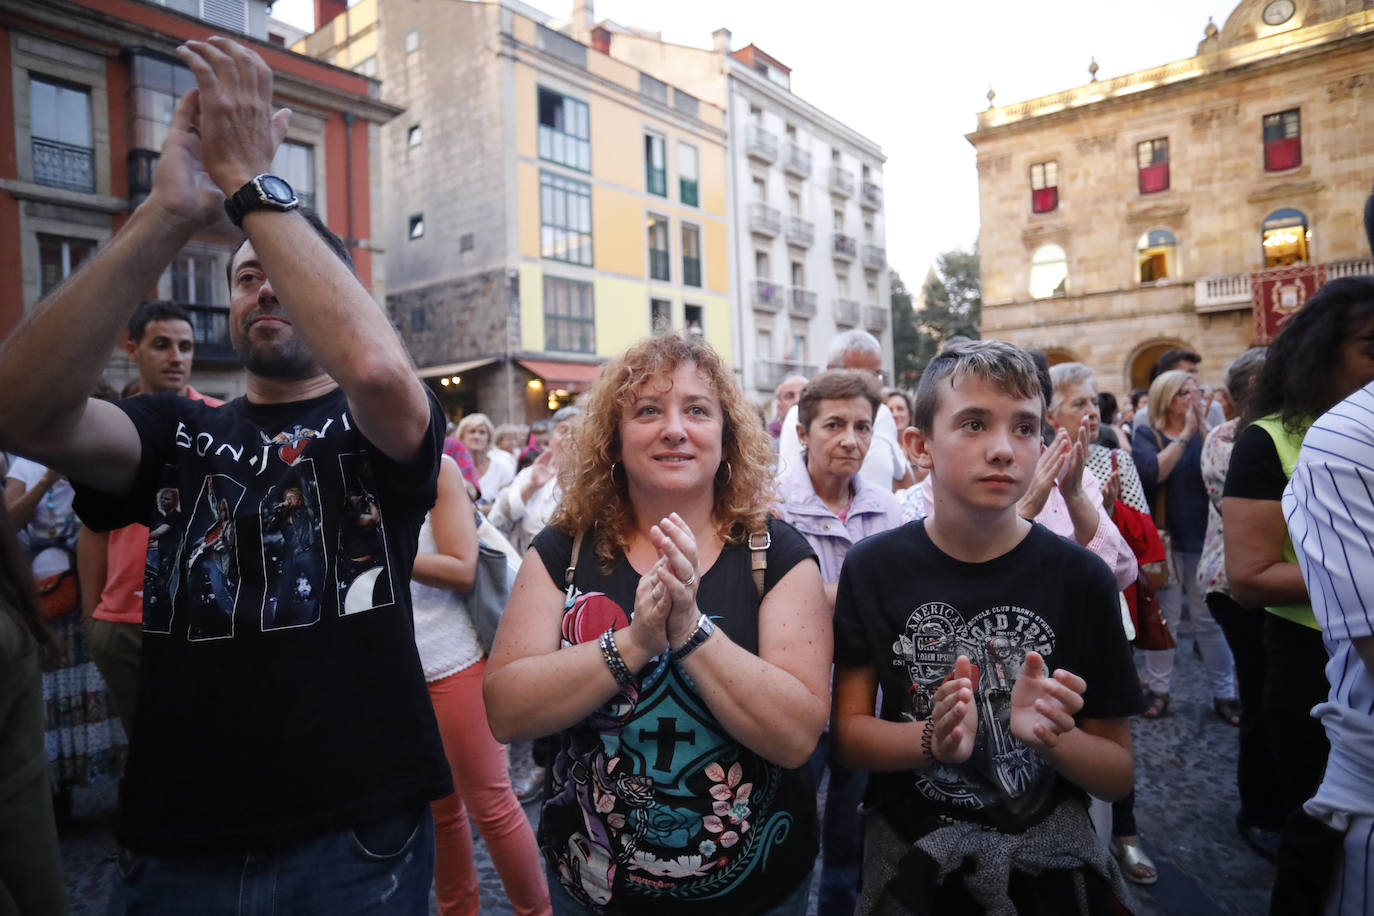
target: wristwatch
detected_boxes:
[224,174,299,227]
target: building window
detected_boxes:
[647,214,670,281]
[1029,243,1067,298]
[404,29,420,54]
[408,214,425,239]
[1137,138,1169,194]
[684,303,704,336]
[833,209,845,232]
[678,142,699,207]
[540,171,593,266]
[1030,161,1058,213]
[407,125,422,148]
[645,133,667,197]
[650,298,672,333]
[787,322,808,363]
[544,276,595,353]
[1262,208,1309,267]
[271,141,315,210]
[754,250,770,278]
[29,76,94,192]
[169,250,224,306]
[1138,229,1177,283]
[1263,109,1301,172]
[757,327,773,359]
[38,234,95,296]
[537,87,590,172]
[352,56,378,77]
[682,224,702,287]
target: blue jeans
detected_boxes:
[547,865,813,915]
[106,805,435,915]
[805,731,866,916]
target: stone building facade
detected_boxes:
[967,0,1374,395]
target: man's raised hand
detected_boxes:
[174,37,291,197]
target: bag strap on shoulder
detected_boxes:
[565,530,586,589]
[749,526,770,600]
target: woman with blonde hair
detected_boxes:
[485,332,829,915]
[1131,369,1236,720]
[457,412,516,507]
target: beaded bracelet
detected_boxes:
[599,627,633,686]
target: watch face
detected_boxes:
[258,175,296,204]
[1263,0,1295,26]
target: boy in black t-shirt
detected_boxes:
[832,341,1143,915]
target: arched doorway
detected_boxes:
[1045,347,1080,367]
[1127,339,1189,391]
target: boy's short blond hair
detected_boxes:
[912,340,1042,433]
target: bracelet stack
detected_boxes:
[598,628,633,686]
[669,613,716,663]
[920,718,936,767]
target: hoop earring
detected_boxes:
[611,461,627,488]
[715,460,733,485]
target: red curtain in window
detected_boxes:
[1032,187,1058,213]
[1138,162,1170,194]
[1265,137,1302,171]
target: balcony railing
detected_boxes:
[649,248,671,281]
[789,287,818,318]
[834,298,861,327]
[683,256,701,288]
[829,166,855,197]
[785,216,814,248]
[861,181,883,210]
[751,277,785,312]
[832,233,857,261]
[862,244,886,270]
[863,305,889,331]
[184,304,237,363]
[746,125,778,163]
[1194,256,1374,311]
[755,358,818,390]
[33,137,94,193]
[748,201,781,237]
[783,142,812,178]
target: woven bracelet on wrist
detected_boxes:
[599,627,633,686]
[921,718,936,767]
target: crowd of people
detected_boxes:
[1,35,1372,916]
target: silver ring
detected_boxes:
[681,573,696,588]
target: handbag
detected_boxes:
[1132,569,1176,650]
[36,568,78,621]
[465,510,519,654]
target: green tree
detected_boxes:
[914,246,982,374]
[889,269,921,389]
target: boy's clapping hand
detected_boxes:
[929,655,978,764]
[1010,651,1086,753]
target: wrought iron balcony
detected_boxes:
[184,304,237,363]
[751,277,785,313]
[832,233,857,261]
[33,137,94,193]
[683,256,702,288]
[783,142,812,178]
[862,244,886,270]
[829,166,855,197]
[785,217,814,248]
[863,305,889,331]
[834,298,861,327]
[755,358,818,390]
[748,201,781,237]
[789,287,818,318]
[746,125,778,163]
[649,248,671,281]
[861,181,883,210]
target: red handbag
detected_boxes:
[36,568,78,621]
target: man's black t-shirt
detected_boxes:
[834,521,1143,837]
[73,387,452,854]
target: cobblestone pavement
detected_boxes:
[59,639,1275,914]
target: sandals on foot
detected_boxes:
[1213,697,1242,726]
[1111,837,1159,885]
[1142,690,1170,719]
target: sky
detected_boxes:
[269,0,1230,288]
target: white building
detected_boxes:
[564,12,890,396]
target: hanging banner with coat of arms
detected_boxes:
[1251,264,1327,344]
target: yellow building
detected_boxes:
[967,0,1374,394]
[297,0,730,421]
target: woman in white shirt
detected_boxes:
[457,413,516,509]
[488,407,579,554]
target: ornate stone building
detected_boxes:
[967,0,1373,395]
